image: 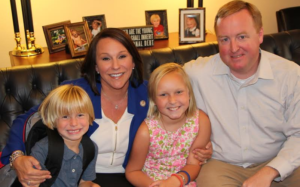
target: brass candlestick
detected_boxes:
[12,30,44,57]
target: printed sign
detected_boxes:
[121,26,154,48]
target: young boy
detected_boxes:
[150,14,164,37]
[30,84,99,187]
[185,16,200,37]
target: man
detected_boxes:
[184,1,300,186]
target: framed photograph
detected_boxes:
[145,10,168,40]
[82,14,107,38]
[64,21,92,57]
[179,8,205,44]
[42,20,71,53]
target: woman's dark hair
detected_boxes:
[81,28,144,95]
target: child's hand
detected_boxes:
[149,176,181,187]
[79,180,100,187]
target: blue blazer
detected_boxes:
[1,78,149,169]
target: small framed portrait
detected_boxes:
[64,21,92,57]
[82,14,107,39]
[179,8,206,44]
[145,10,168,40]
[42,20,71,53]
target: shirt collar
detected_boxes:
[189,26,197,32]
[63,143,83,160]
[213,49,274,80]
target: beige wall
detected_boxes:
[1,0,299,68]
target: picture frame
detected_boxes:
[64,21,92,57]
[82,14,107,38]
[179,8,205,44]
[145,10,168,40]
[42,20,71,53]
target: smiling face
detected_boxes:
[71,30,78,38]
[186,18,196,29]
[155,71,190,123]
[95,37,135,91]
[216,9,263,79]
[152,19,160,27]
[92,21,99,29]
[56,112,90,146]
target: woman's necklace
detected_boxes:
[101,90,128,110]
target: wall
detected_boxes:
[1,0,299,68]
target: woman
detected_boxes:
[1,28,211,187]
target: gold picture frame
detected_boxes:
[64,21,92,57]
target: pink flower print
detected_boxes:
[193,127,198,133]
[173,159,183,167]
[153,129,160,136]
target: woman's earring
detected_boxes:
[132,67,135,70]
[96,71,100,74]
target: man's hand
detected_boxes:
[13,155,51,187]
[242,166,279,187]
[193,141,212,164]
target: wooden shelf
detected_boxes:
[10,32,216,67]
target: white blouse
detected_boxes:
[91,109,133,173]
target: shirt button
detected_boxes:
[72,169,75,172]
[74,156,76,159]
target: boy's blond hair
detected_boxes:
[147,62,197,118]
[39,84,95,130]
[150,14,161,23]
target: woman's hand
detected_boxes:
[13,155,51,187]
[193,141,213,165]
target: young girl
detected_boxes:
[125,63,211,187]
[91,19,102,38]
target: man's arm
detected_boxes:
[244,69,300,186]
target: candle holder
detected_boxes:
[10,0,43,57]
[12,30,44,57]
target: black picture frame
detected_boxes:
[179,8,206,44]
[82,14,107,39]
[42,20,71,53]
[145,10,169,40]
